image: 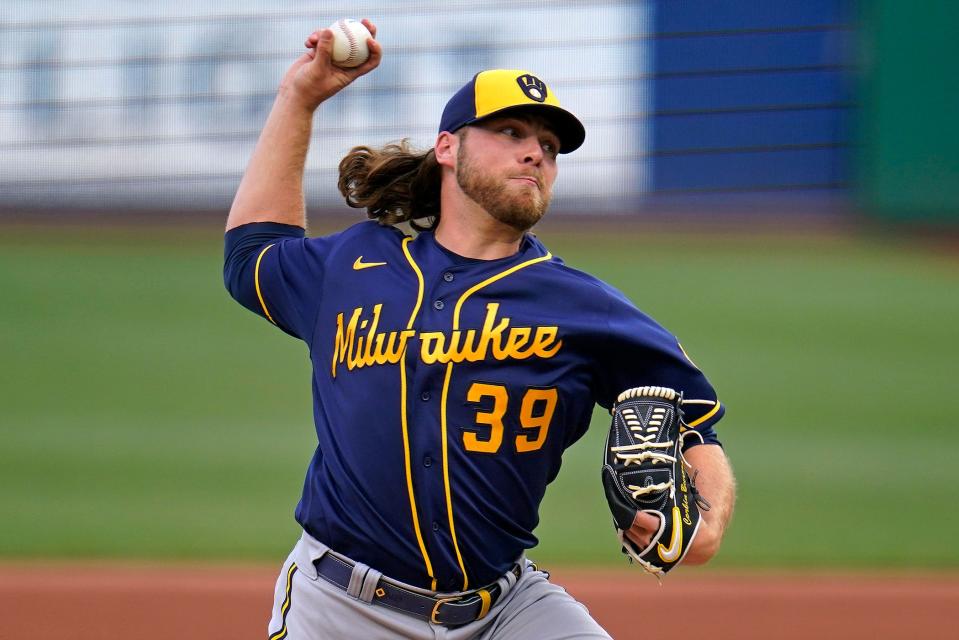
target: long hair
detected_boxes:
[337,139,442,232]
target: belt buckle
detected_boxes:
[430,595,460,625]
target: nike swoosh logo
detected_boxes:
[353,256,387,270]
[656,506,684,563]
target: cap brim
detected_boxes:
[473,104,586,154]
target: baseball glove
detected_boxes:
[601,386,709,577]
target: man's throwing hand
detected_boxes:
[281,19,382,111]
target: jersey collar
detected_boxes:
[416,230,547,268]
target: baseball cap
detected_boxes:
[438,69,585,154]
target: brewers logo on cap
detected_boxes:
[438,69,586,153]
[517,74,548,103]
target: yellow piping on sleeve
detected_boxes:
[687,401,721,428]
[254,243,277,325]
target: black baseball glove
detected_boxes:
[601,386,709,577]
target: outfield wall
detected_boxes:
[0,1,646,213]
[2,1,956,223]
[856,1,959,223]
[646,1,856,209]
[0,1,854,216]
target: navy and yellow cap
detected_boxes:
[438,69,586,154]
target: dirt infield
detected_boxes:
[0,563,954,639]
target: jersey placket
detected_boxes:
[406,263,467,592]
[404,236,555,592]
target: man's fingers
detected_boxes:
[305,29,338,73]
[362,19,377,39]
[633,510,660,531]
[338,35,381,79]
[313,29,334,55]
[625,511,661,548]
[353,37,382,74]
[304,29,324,49]
[624,529,650,548]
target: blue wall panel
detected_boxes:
[653,108,851,151]
[655,70,851,113]
[655,31,850,73]
[654,149,844,191]
[648,1,855,205]
[656,0,849,32]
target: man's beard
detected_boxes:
[455,145,552,232]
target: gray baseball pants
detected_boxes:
[267,530,612,639]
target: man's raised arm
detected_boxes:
[226,21,381,231]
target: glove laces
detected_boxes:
[610,404,677,499]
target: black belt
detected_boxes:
[313,553,521,626]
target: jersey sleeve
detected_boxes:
[596,286,725,449]
[223,221,334,340]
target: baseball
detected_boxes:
[328,18,372,68]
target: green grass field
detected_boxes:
[2,222,957,568]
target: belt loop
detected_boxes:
[347,562,370,599]
[504,566,519,590]
[358,567,383,603]
[492,561,520,603]
[297,530,330,581]
[491,574,511,607]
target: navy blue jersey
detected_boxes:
[224,220,724,591]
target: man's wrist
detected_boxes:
[276,83,323,116]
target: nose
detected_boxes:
[520,135,544,165]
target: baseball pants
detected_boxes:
[267,530,612,639]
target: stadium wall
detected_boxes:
[12,1,953,224]
[856,0,959,223]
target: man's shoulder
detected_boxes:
[538,251,619,299]
[311,219,407,244]
[526,241,639,314]
[301,220,409,261]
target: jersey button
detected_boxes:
[443,272,454,282]
[421,391,431,401]
[432,522,440,532]
[433,300,445,310]
[423,456,432,467]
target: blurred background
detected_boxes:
[1,0,957,573]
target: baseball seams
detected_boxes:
[338,19,360,67]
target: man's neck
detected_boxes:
[434,200,526,261]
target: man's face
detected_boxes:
[454,114,561,232]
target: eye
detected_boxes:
[541,139,560,157]
[500,126,520,138]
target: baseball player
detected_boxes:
[224,21,735,639]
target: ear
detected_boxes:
[434,131,459,169]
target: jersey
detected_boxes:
[223,220,724,592]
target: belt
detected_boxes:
[313,553,521,626]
